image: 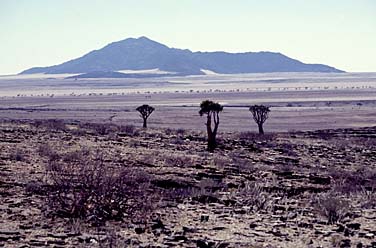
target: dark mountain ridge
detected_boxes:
[21,36,344,75]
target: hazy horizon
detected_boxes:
[1,0,375,75]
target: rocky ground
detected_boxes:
[0,120,375,248]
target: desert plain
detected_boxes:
[0,72,375,247]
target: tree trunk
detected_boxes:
[205,114,217,151]
[258,123,264,135]
[207,132,217,151]
[143,118,147,128]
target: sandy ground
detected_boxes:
[1,72,376,96]
[0,72,375,132]
[0,89,375,132]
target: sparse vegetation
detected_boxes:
[233,181,273,213]
[316,193,350,224]
[119,124,138,136]
[33,119,67,132]
[9,148,25,161]
[199,100,223,151]
[329,167,376,194]
[79,122,118,135]
[44,147,158,224]
[1,120,375,247]
[237,131,275,142]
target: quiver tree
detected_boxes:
[199,100,223,151]
[136,104,155,128]
[249,105,270,134]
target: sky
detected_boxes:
[0,0,375,75]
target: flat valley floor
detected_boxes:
[0,72,375,132]
[0,89,375,132]
[0,72,375,247]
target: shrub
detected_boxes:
[164,128,173,135]
[316,193,349,224]
[37,143,60,161]
[34,119,67,132]
[176,128,186,135]
[10,148,25,161]
[330,168,376,194]
[78,122,118,136]
[170,137,185,145]
[162,154,194,167]
[119,124,138,136]
[232,181,273,212]
[45,148,158,224]
[190,179,224,204]
[360,189,376,209]
[25,181,47,196]
[237,131,275,143]
[89,123,111,135]
[69,126,87,136]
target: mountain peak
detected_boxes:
[109,36,168,50]
[20,37,344,75]
[137,36,152,41]
[119,36,159,44]
[110,36,154,44]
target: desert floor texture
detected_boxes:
[0,72,375,247]
[0,120,375,247]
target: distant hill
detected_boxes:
[20,36,344,76]
[65,71,168,79]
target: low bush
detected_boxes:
[330,168,376,194]
[25,181,48,196]
[359,189,376,209]
[119,124,138,136]
[33,119,67,132]
[44,148,159,224]
[176,128,186,135]
[232,181,273,212]
[164,128,173,135]
[162,154,194,167]
[37,143,60,161]
[237,132,275,142]
[78,122,118,136]
[9,148,25,161]
[188,179,225,204]
[316,193,349,224]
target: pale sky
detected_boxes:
[0,0,375,75]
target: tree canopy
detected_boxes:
[199,100,223,116]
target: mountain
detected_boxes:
[20,36,344,75]
[65,71,168,79]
